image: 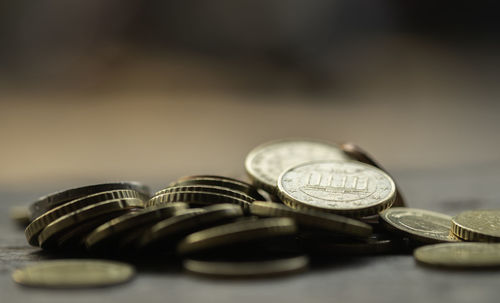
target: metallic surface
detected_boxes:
[452,210,500,242]
[414,243,500,268]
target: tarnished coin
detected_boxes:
[12,260,135,288]
[38,198,143,249]
[29,182,150,220]
[146,191,251,211]
[452,210,500,242]
[170,175,265,201]
[341,142,406,207]
[380,208,459,243]
[278,160,396,217]
[250,201,372,237]
[183,255,309,278]
[25,189,145,246]
[153,185,255,203]
[245,139,351,194]
[177,217,298,255]
[139,204,243,249]
[10,206,31,227]
[414,243,500,268]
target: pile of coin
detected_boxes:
[11,139,500,287]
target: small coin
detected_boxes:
[380,207,459,243]
[245,139,351,194]
[146,191,251,211]
[177,217,298,255]
[153,185,255,203]
[10,206,31,227]
[85,202,187,250]
[25,189,145,246]
[452,210,500,242]
[29,182,150,220]
[170,175,265,201]
[250,201,372,237]
[38,198,143,249]
[414,242,500,268]
[12,260,135,288]
[341,142,406,207]
[139,204,243,249]
[183,255,309,278]
[278,160,396,217]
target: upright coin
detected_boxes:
[183,256,309,278]
[414,243,500,268]
[380,208,459,243]
[12,260,135,288]
[452,210,500,242]
[278,160,396,217]
[245,139,350,194]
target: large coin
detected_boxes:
[245,139,350,194]
[414,243,500,268]
[25,189,145,246]
[177,217,297,255]
[452,210,500,242]
[12,260,135,288]
[29,182,150,220]
[250,201,372,237]
[380,208,459,243]
[183,255,308,278]
[278,160,396,217]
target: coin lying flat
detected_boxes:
[451,210,500,242]
[183,255,309,278]
[85,202,187,250]
[25,189,144,246]
[341,142,406,207]
[12,260,135,288]
[380,208,459,243]
[153,185,256,202]
[29,182,150,220]
[278,160,396,217]
[146,191,251,211]
[250,201,372,237]
[177,217,298,255]
[245,139,351,194]
[170,175,265,201]
[38,198,143,249]
[414,243,500,268]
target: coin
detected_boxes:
[153,185,255,203]
[245,139,351,194]
[146,191,252,211]
[278,160,396,217]
[380,207,459,243]
[138,204,243,249]
[38,198,143,249]
[10,206,31,227]
[452,210,500,242]
[85,202,187,251]
[29,182,150,220]
[183,255,309,278]
[414,243,500,268]
[177,217,298,255]
[250,201,372,237]
[341,142,406,207]
[12,260,135,288]
[170,175,265,201]
[25,189,145,246]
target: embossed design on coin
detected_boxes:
[452,210,500,242]
[414,243,500,268]
[245,139,350,193]
[278,160,395,216]
[380,208,459,243]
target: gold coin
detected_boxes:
[414,243,500,268]
[146,191,251,211]
[452,210,500,242]
[250,201,372,237]
[139,204,243,249]
[85,202,187,250]
[177,217,297,255]
[170,175,265,201]
[25,189,145,246]
[12,260,135,288]
[245,139,351,194]
[153,185,255,202]
[278,160,396,217]
[183,255,309,278]
[29,181,150,220]
[10,206,31,227]
[380,207,459,243]
[38,198,143,249]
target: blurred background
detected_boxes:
[1,0,499,192]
